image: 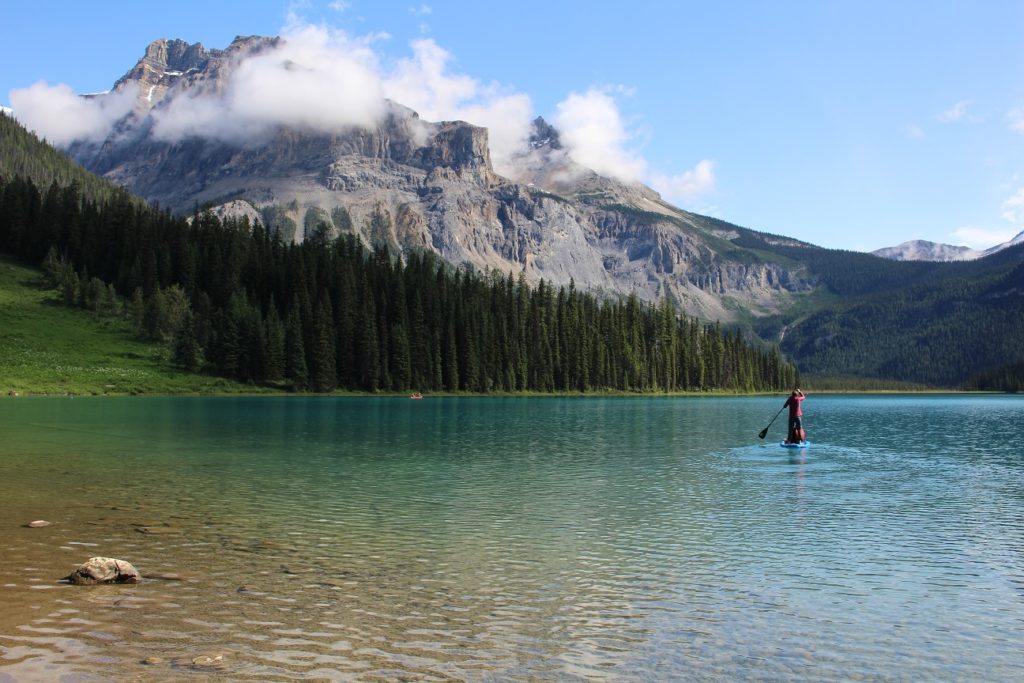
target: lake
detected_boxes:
[0,394,1022,681]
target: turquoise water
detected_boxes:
[0,395,1022,681]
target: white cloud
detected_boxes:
[410,4,432,15]
[649,160,716,201]
[328,1,350,10]
[1000,187,1024,225]
[8,81,137,146]
[152,24,386,143]
[551,88,715,203]
[1007,106,1024,133]
[552,88,647,182]
[381,38,534,175]
[951,225,1019,249]
[906,123,926,140]
[948,187,1024,249]
[7,17,714,205]
[457,95,533,176]
[936,99,972,123]
[383,39,478,120]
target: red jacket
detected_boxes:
[784,395,804,418]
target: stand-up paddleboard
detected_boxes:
[780,441,809,448]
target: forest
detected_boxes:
[0,167,798,394]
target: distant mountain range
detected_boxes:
[871,233,1024,262]
[4,35,1024,388]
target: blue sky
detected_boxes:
[2,0,1023,252]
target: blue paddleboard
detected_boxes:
[780,441,809,448]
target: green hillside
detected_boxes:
[0,254,258,395]
[769,247,1024,386]
[0,111,128,204]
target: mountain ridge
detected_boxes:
[871,232,1024,262]
[64,36,819,323]
[7,37,1023,388]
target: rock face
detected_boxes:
[68,36,818,322]
[66,557,141,585]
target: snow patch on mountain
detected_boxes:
[871,240,981,262]
[872,231,1024,262]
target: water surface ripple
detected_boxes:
[0,395,1022,681]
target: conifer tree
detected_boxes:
[310,297,337,392]
[285,305,308,391]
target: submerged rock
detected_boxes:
[189,653,228,671]
[25,520,51,528]
[136,525,182,535]
[66,557,141,585]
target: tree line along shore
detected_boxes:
[0,173,798,396]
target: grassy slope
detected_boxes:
[0,254,264,395]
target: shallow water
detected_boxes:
[0,395,1022,681]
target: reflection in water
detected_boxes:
[0,395,1022,680]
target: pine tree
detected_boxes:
[264,301,286,383]
[285,306,308,391]
[310,297,337,392]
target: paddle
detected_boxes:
[758,404,786,440]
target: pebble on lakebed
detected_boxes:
[25,520,51,528]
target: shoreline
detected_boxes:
[1,388,1007,398]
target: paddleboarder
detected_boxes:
[783,389,806,444]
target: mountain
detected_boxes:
[65,37,816,324]
[9,36,1024,388]
[0,113,800,395]
[768,244,1024,386]
[985,230,1024,255]
[871,239,981,262]
[872,231,1024,262]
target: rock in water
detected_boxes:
[66,557,141,585]
[25,520,51,528]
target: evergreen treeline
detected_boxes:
[965,361,1024,393]
[773,251,1024,387]
[0,173,798,393]
[0,112,127,205]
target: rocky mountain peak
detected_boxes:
[111,36,279,116]
[67,34,818,323]
[416,122,497,186]
[529,116,562,151]
[871,239,980,262]
[112,38,213,112]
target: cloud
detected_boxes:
[8,81,137,146]
[649,160,716,201]
[936,99,972,123]
[550,88,715,203]
[7,17,713,204]
[410,4,432,15]
[905,123,926,140]
[383,39,478,120]
[1001,187,1024,225]
[152,24,385,143]
[951,225,1019,249]
[552,88,647,182]
[1007,106,1024,133]
[380,38,534,175]
[947,187,1024,249]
